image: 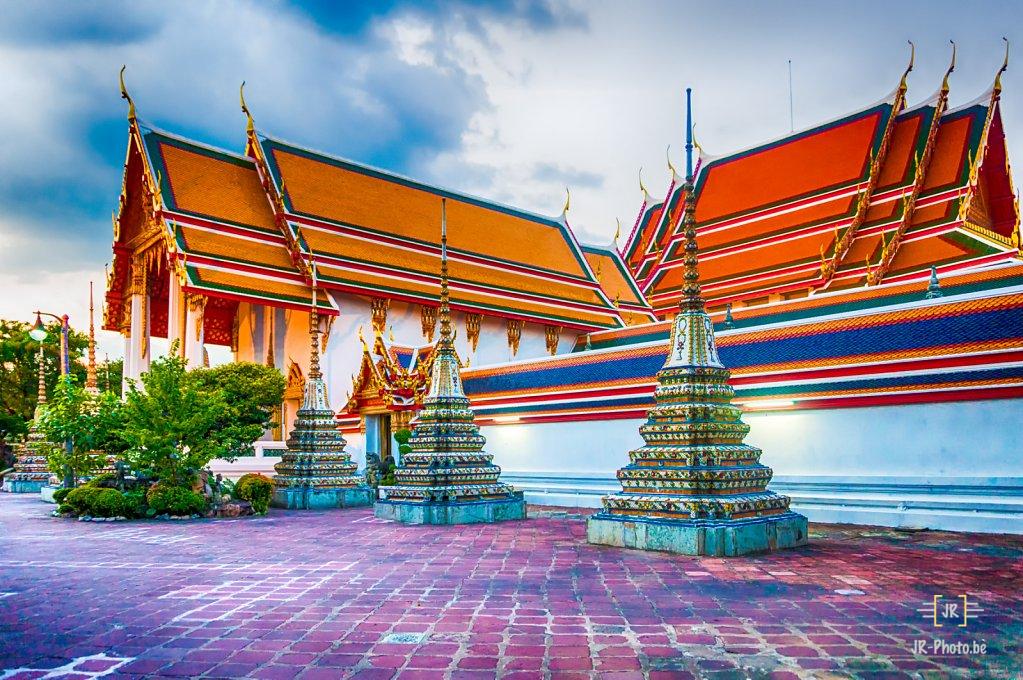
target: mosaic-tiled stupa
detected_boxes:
[272,276,372,510]
[375,199,526,525]
[587,90,807,556]
[5,348,54,493]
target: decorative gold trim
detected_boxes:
[465,312,482,351]
[544,324,561,356]
[370,297,389,335]
[421,304,437,342]
[507,319,523,357]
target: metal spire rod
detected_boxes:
[685,88,694,181]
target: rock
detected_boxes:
[215,500,253,518]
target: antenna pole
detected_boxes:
[788,59,794,132]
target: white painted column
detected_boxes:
[184,295,205,368]
[166,275,183,356]
[121,332,133,394]
[128,294,149,379]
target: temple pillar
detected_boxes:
[128,293,150,378]
[184,293,206,368]
[121,331,133,394]
[166,273,185,356]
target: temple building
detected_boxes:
[104,48,1022,533]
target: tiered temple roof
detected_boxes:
[623,47,1019,318]
[103,82,649,340]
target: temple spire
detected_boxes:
[308,252,321,381]
[35,346,46,418]
[86,282,98,392]
[681,87,703,312]
[438,198,452,345]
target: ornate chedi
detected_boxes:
[271,274,372,509]
[375,199,526,524]
[5,348,54,493]
[587,90,807,556]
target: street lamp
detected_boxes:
[29,311,71,377]
[29,310,73,488]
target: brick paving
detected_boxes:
[0,495,1020,679]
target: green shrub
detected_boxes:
[121,489,146,518]
[147,484,206,516]
[52,487,72,504]
[64,487,103,515]
[85,472,118,488]
[234,473,274,514]
[89,488,127,518]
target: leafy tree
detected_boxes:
[0,319,89,450]
[187,362,285,458]
[37,378,123,487]
[120,350,231,487]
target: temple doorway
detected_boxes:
[365,413,394,465]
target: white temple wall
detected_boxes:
[484,399,1023,535]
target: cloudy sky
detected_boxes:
[0,0,1018,358]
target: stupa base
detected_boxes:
[272,485,374,510]
[375,494,527,525]
[3,479,48,494]
[587,511,808,556]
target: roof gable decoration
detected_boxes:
[864,43,958,285]
[104,67,188,334]
[955,40,1020,255]
[819,42,916,285]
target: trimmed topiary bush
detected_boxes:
[88,488,128,518]
[147,483,206,516]
[63,487,104,515]
[52,487,72,504]
[234,473,273,514]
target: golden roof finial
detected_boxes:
[358,325,367,351]
[240,81,254,134]
[666,145,678,177]
[119,65,136,122]
[388,326,395,343]
[995,37,1009,95]
[941,40,957,94]
[692,123,704,157]
[899,41,915,93]
[639,167,650,201]
[613,217,621,245]
[562,187,571,215]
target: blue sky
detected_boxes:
[0,1,1017,358]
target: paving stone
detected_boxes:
[0,496,1020,679]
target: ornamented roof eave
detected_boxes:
[239,84,314,285]
[819,42,917,285]
[955,39,1020,257]
[867,44,959,285]
[103,67,187,332]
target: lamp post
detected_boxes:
[30,312,70,377]
[29,311,73,488]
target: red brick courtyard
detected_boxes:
[0,495,1020,679]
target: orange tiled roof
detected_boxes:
[639,77,1019,317]
[258,136,630,330]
